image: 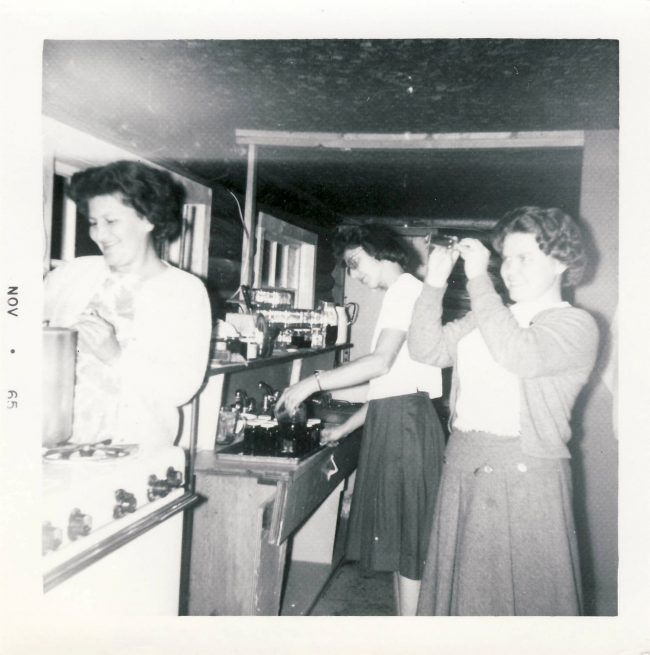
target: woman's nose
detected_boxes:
[503,259,517,274]
[92,222,108,242]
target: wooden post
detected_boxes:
[240,144,258,286]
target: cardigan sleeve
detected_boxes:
[468,274,599,378]
[117,270,212,408]
[407,283,477,368]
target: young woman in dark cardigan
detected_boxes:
[408,206,599,616]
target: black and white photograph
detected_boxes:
[1,2,649,654]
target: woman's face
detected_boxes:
[500,232,566,303]
[86,194,155,271]
[343,246,383,289]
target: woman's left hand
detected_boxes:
[74,311,121,364]
[320,424,347,447]
[457,238,491,280]
[274,376,319,417]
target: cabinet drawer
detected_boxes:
[269,430,361,545]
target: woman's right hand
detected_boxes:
[425,245,460,287]
[274,376,319,418]
[74,311,121,364]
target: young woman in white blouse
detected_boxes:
[275,226,445,615]
[44,161,212,449]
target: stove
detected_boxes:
[42,443,187,577]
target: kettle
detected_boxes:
[43,326,77,447]
[335,302,359,345]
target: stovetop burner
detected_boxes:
[43,441,139,461]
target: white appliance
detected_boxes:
[42,444,197,615]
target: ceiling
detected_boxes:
[42,39,618,227]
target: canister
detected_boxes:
[42,327,78,447]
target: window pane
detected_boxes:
[49,174,66,260]
[262,239,272,286]
[286,245,300,289]
[275,244,284,286]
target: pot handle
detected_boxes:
[344,302,359,325]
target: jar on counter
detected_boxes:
[244,339,258,360]
[307,418,322,449]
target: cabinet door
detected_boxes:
[270,431,362,545]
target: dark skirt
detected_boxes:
[345,392,445,580]
[417,429,583,616]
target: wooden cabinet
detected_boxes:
[184,343,360,616]
[187,430,361,616]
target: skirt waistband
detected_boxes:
[444,429,568,474]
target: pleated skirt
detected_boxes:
[345,392,445,581]
[417,429,583,616]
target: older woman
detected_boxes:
[44,160,211,449]
[408,207,599,615]
[275,225,445,615]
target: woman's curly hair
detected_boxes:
[491,206,589,287]
[67,160,186,243]
[332,224,414,273]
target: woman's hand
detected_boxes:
[274,376,319,417]
[320,424,348,447]
[425,245,460,287]
[74,311,121,364]
[457,238,491,280]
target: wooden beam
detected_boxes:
[236,129,584,150]
[341,216,499,234]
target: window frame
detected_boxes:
[253,211,318,309]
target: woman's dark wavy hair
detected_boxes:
[67,160,186,243]
[491,206,588,287]
[332,224,413,272]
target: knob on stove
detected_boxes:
[67,508,92,541]
[166,467,183,489]
[147,467,183,502]
[42,521,63,555]
[113,489,138,519]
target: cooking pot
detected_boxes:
[43,326,77,447]
[335,302,359,345]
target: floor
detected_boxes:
[309,561,395,616]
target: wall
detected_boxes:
[571,129,619,616]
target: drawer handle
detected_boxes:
[323,454,338,481]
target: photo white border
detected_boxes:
[1,1,649,653]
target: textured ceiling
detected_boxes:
[43,39,618,223]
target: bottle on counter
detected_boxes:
[318,301,339,346]
[310,310,325,348]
